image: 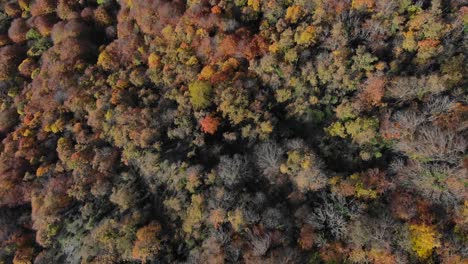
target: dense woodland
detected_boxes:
[0,0,466,263]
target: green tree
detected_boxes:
[188,80,212,110]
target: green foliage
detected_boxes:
[188,80,212,110]
[344,117,379,145]
[27,37,52,57]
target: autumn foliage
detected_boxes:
[200,115,220,135]
[0,0,466,263]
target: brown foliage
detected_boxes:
[390,191,417,221]
[298,224,315,250]
[8,18,30,43]
[0,35,11,46]
[0,108,19,134]
[30,0,57,17]
[57,0,81,20]
[94,6,113,26]
[358,75,386,107]
[433,103,468,132]
[123,0,183,36]
[33,14,57,36]
[4,2,22,18]
[361,168,390,195]
[13,246,35,264]
[0,45,25,78]
[132,222,162,263]
[18,58,38,77]
[320,242,349,263]
[51,20,89,44]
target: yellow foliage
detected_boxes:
[18,0,29,11]
[97,50,115,70]
[228,208,244,232]
[329,176,341,185]
[326,122,346,138]
[280,163,288,174]
[285,5,304,23]
[348,173,378,199]
[260,121,273,134]
[196,28,208,37]
[105,110,112,121]
[185,56,198,66]
[296,26,316,45]
[309,96,319,105]
[349,248,367,263]
[183,195,203,233]
[275,89,292,103]
[18,58,36,76]
[247,0,260,11]
[188,80,212,110]
[344,117,379,145]
[221,58,240,71]
[46,119,65,134]
[355,183,378,199]
[301,155,311,169]
[36,166,49,177]
[409,224,441,259]
[199,65,216,80]
[269,42,279,53]
[147,53,160,69]
[161,25,174,41]
[402,31,417,51]
[21,129,33,137]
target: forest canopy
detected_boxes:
[0,0,466,263]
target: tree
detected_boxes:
[189,80,212,110]
[132,222,162,263]
[8,18,29,43]
[254,141,284,182]
[217,154,252,188]
[200,115,220,135]
[409,224,441,259]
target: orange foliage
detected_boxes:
[351,0,374,10]
[285,5,304,23]
[218,35,238,58]
[132,222,162,263]
[359,76,386,107]
[211,6,222,14]
[200,115,220,135]
[209,209,226,228]
[244,35,269,60]
[418,39,440,49]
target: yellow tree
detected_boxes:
[409,224,441,259]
